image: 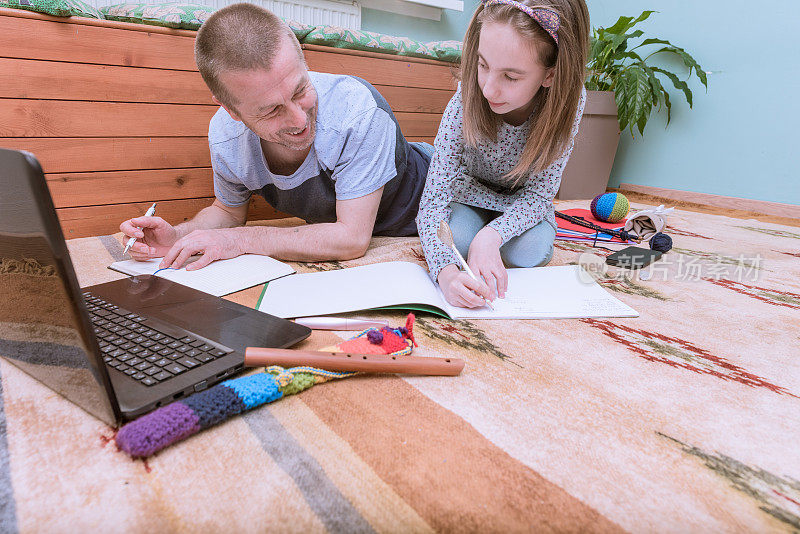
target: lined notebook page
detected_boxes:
[109,255,295,297]
[258,262,638,320]
[442,265,639,319]
[258,261,448,318]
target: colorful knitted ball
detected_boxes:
[590,192,630,223]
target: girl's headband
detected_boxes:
[480,0,559,45]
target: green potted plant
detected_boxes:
[558,11,707,199]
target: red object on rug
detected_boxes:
[556,208,632,243]
[557,208,627,233]
[336,313,416,355]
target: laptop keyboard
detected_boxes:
[83,292,233,387]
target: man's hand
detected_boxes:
[437,264,494,309]
[119,216,178,261]
[119,199,248,266]
[159,228,244,271]
[467,226,507,299]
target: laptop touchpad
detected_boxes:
[159,302,246,333]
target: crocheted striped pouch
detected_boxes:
[115,314,416,457]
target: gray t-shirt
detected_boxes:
[208,72,429,236]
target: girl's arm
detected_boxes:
[416,87,494,307]
[415,86,467,281]
[486,88,587,243]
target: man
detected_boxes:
[120,3,431,270]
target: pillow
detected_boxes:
[101,1,312,37]
[282,18,313,41]
[101,2,212,29]
[425,39,462,63]
[303,26,438,60]
[0,0,104,19]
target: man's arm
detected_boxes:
[161,187,383,270]
[240,186,383,261]
[173,199,248,238]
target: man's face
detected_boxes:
[215,38,318,151]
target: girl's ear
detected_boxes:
[541,67,556,88]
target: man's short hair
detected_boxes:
[195,3,303,110]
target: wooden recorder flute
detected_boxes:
[244,347,464,376]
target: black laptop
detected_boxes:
[0,148,310,425]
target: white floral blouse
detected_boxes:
[415,83,586,279]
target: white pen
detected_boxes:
[437,221,495,310]
[450,247,495,310]
[122,202,157,256]
[294,317,390,330]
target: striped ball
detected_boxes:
[590,193,630,223]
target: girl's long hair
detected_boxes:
[461,0,589,185]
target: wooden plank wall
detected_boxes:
[0,8,457,238]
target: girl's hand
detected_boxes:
[467,227,508,299]
[437,265,494,308]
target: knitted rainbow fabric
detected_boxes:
[590,192,630,223]
[115,314,416,458]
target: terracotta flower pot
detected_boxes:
[557,90,620,200]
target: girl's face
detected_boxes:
[477,21,555,124]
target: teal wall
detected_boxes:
[361,6,472,43]
[362,1,799,206]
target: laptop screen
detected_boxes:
[0,149,119,425]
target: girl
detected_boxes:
[415,0,590,308]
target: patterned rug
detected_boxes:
[0,200,798,532]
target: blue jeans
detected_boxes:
[448,202,556,268]
[410,141,434,160]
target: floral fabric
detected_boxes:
[101,2,212,29]
[101,1,312,36]
[424,39,462,62]
[284,18,313,40]
[416,84,587,279]
[0,0,104,19]
[303,25,461,61]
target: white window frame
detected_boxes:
[359,0,463,21]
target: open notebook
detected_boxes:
[257,261,638,320]
[109,254,295,297]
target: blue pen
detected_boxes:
[122,202,157,256]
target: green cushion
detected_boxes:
[302,26,461,62]
[425,39,462,62]
[101,2,312,37]
[283,18,313,40]
[101,2,213,29]
[0,0,104,19]
[303,26,438,60]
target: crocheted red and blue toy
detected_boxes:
[115,314,416,457]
